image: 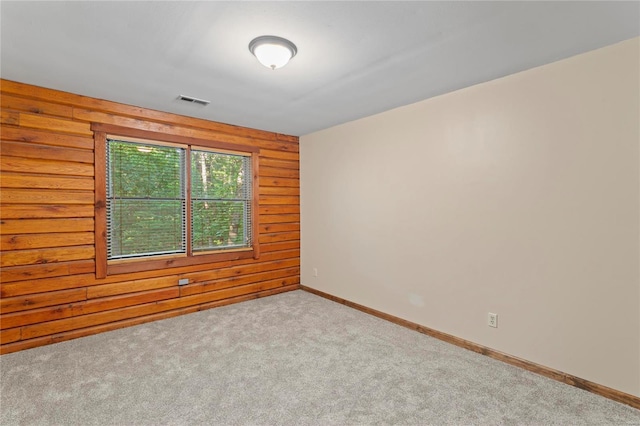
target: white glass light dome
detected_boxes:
[249,36,297,70]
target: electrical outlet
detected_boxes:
[488,312,498,328]
[313,268,318,277]
[178,278,189,286]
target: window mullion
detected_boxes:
[186,146,193,257]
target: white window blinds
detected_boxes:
[191,150,252,252]
[106,138,253,261]
[107,139,186,260]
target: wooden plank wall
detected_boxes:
[0,79,300,354]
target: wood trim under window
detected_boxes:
[92,123,260,278]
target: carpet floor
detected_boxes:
[1,290,639,425]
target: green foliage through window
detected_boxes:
[106,139,252,260]
[191,150,252,251]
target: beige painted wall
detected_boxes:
[300,37,640,396]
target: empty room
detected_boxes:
[1,1,639,424]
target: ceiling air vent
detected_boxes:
[177,94,210,106]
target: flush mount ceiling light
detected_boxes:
[249,35,297,70]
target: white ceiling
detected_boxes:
[1,1,638,136]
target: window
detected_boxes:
[190,149,253,252]
[107,140,187,259]
[93,124,259,277]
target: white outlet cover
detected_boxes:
[488,313,498,328]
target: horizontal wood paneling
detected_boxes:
[0,205,95,219]
[17,112,93,136]
[87,276,177,299]
[259,177,299,187]
[259,205,300,215]
[0,245,95,267]
[259,186,300,196]
[0,141,94,163]
[261,214,300,224]
[1,189,94,205]
[2,303,81,329]
[261,240,300,252]
[179,257,300,284]
[0,218,94,235]
[0,94,74,118]
[1,156,94,177]
[0,248,299,297]
[260,166,299,179]
[259,196,300,205]
[1,126,94,150]
[0,79,300,352]
[1,110,19,125]
[0,232,94,251]
[0,328,21,345]
[1,288,87,314]
[1,260,95,283]
[1,173,94,191]
[260,158,299,170]
[259,223,300,233]
[259,232,301,243]
[180,268,300,297]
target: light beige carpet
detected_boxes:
[1,290,639,425]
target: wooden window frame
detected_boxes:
[93,123,260,278]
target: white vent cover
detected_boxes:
[177,95,210,106]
